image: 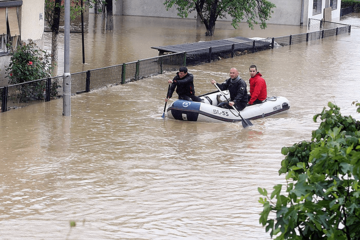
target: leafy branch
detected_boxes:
[259,102,360,239]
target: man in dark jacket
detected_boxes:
[165,67,202,102]
[211,68,248,111]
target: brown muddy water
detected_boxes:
[1,13,360,239]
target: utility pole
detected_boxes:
[63,0,71,116]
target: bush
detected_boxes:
[342,0,360,12]
[259,102,360,239]
[5,40,55,102]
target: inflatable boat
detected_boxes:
[166,90,290,123]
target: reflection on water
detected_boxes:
[1,13,360,239]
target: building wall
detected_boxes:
[265,0,302,25]
[20,0,44,41]
[111,0,341,26]
[0,0,45,86]
[307,0,342,21]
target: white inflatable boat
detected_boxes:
[166,90,290,123]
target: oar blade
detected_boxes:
[162,84,171,119]
[241,118,253,128]
[162,102,167,119]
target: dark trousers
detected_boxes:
[218,102,246,111]
[179,94,202,102]
[247,94,264,105]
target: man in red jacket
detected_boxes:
[248,65,267,105]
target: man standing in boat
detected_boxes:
[166,67,202,102]
[248,65,267,105]
[211,68,248,111]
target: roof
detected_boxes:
[152,37,271,55]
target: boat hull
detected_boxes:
[166,91,290,123]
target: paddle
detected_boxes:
[162,84,171,118]
[213,83,253,128]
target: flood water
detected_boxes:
[1,13,360,239]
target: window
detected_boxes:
[0,6,21,55]
[0,8,7,54]
[313,0,322,15]
[330,0,337,10]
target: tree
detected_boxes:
[44,1,113,70]
[164,0,276,36]
[44,0,82,72]
[45,0,61,72]
[258,102,360,239]
[87,0,114,30]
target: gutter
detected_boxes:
[0,1,23,7]
[300,0,304,25]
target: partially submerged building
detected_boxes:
[0,0,45,86]
[108,0,341,25]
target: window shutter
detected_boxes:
[8,7,20,36]
[0,8,6,35]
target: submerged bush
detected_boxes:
[5,40,55,102]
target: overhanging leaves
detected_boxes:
[258,102,360,239]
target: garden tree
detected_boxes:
[164,0,276,36]
[258,102,360,239]
[45,0,61,71]
[44,0,82,72]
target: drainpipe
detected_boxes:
[300,0,304,26]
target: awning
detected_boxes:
[0,8,6,35]
[8,7,20,36]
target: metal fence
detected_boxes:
[0,19,351,113]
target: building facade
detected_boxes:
[107,0,341,26]
[0,0,45,86]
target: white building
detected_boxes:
[109,0,341,26]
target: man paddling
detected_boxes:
[165,67,202,102]
[211,68,248,111]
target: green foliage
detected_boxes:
[342,0,360,12]
[87,0,107,11]
[45,0,83,27]
[5,40,56,102]
[6,40,52,84]
[163,0,276,36]
[352,101,360,114]
[259,102,360,239]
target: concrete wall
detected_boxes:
[121,0,196,18]
[113,0,302,25]
[264,0,302,25]
[111,0,341,26]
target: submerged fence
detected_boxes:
[0,19,351,113]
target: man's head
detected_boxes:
[229,68,239,79]
[249,65,257,78]
[178,66,188,78]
